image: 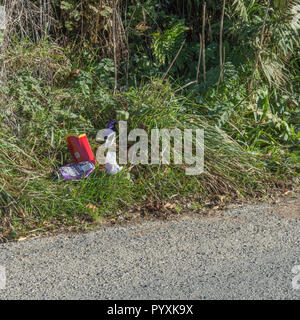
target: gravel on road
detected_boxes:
[0,197,300,300]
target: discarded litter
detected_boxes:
[56,133,96,181]
[103,120,123,175]
[105,150,123,175]
[67,133,96,164]
[57,122,123,180]
[95,120,123,175]
[58,161,95,180]
[106,120,117,130]
[102,120,117,139]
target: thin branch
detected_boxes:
[175,81,197,93]
[202,2,206,82]
[113,1,118,94]
[175,33,202,93]
[218,0,226,83]
[117,11,130,90]
[162,39,186,82]
[196,33,202,83]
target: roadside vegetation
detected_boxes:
[0,0,299,241]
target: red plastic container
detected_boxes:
[66,134,96,164]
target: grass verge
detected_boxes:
[0,41,299,242]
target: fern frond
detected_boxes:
[151,21,188,66]
[290,1,300,30]
[259,52,288,86]
[233,0,249,22]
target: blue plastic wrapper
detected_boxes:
[58,161,95,180]
[107,120,116,130]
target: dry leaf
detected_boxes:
[18,210,25,218]
[86,203,98,213]
[164,203,176,209]
[18,237,27,242]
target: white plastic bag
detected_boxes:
[104,151,123,175]
[97,126,123,175]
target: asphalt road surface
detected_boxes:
[0,197,300,300]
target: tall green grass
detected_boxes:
[0,40,297,240]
